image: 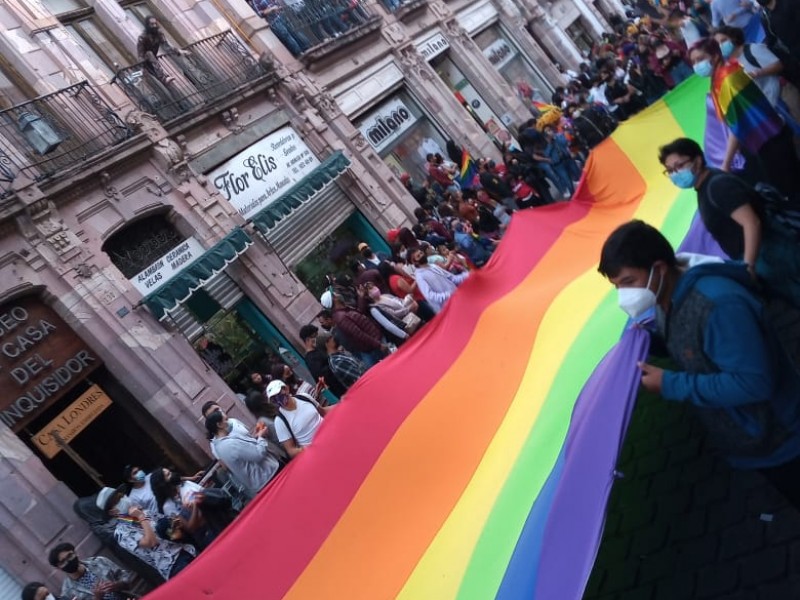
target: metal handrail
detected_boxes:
[255,0,380,58]
[114,31,271,124]
[0,81,132,186]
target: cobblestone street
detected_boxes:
[585,390,800,600]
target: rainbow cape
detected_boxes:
[711,60,783,154]
[146,77,713,600]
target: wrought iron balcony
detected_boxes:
[0,82,132,188]
[114,31,274,124]
[255,0,382,61]
[378,0,426,16]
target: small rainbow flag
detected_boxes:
[458,148,478,189]
[711,60,783,155]
[146,77,710,600]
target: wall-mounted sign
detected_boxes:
[483,38,517,71]
[208,126,320,220]
[0,297,101,431]
[358,97,419,153]
[416,31,449,62]
[32,385,112,459]
[130,236,205,295]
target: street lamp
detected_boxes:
[17,111,63,155]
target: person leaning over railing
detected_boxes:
[137,16,188,88]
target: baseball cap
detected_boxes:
[320,290,333,309]
[357,242,369,252]
[266,379,287,398]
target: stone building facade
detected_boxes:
[0,0,622,592]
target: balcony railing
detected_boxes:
[257,0,381,60]
[114,31,273,124]
[378,0,426,15]
[0,82,132,187]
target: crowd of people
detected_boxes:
[25,0,800,597]
[593,0,800,520]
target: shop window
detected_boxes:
[565,18,595,55]
[356,91,450,184]
[102,213,185,279]
[294,211,389,298]
[473,27,551,104]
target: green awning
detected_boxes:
[142,227,253,320]
[250,150,350,233]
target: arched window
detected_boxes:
[102,213,184,278]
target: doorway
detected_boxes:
[19,366,194,497]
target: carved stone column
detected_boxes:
[396,45,502,160]
[493,0,567,87]
[267,55,423,230]
[523,0,583,70]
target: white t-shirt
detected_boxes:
[274,399,323,447]
[128,474,159,517]
[162,481,204,517]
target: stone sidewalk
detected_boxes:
[583,390,800,600]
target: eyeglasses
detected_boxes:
[56,551,76,568]
[663,158,693,176]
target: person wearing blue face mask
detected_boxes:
[713,26,785,110]
[599,219,800,511]
[659,137,800,307]
[123,464,159,517]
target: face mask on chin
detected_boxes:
[45,595,57,600]
[617,266,663,319]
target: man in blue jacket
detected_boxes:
[599,220,800,509]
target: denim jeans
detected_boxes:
[268,14,310,56]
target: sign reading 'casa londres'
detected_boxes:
[0,297,100,431]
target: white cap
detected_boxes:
[320,290,333,309]
[266,379,287,399]
[96,486,117,511]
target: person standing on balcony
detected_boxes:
[137,16,185,88]
[250,0,311,58]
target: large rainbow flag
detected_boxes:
[147,77,711,599]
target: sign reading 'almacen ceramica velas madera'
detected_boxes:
[0,296,100,431]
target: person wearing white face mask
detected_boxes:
[21,582,63,600]
[658,137,800,308]
[599,220,800,511]
[97,486,196,581]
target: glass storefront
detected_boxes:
[430,53,516,147]
[357,90,450,182]
[473,26,552,107]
